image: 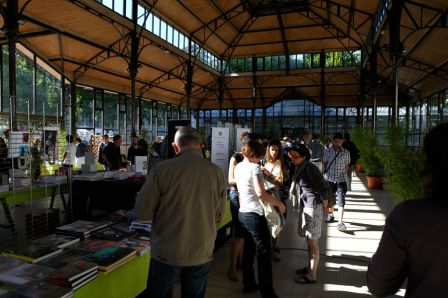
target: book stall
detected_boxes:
[0,201,232,298]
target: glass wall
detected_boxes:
[227,50,361,73]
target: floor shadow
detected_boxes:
[342,208,384,214]
[345,199,378,204]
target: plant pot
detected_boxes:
[367,175,383,189]
[355,163,364,174]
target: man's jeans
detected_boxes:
[147,258,211,298]
[238,212,276,297]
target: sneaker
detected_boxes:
[337,223,346,231]
[325,215,335,223]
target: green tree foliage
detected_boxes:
[6,48,61,116]
[350,126,384,176]
[76,87,93,128]
[376,126,424,201]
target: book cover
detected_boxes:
[48,259,97,283]
[83,246,136,271]
[91,227,136,242]
[0,256,26,274]
[106,210,128,225]
[56,221,108,236]
[0,263,54,286]
[116,238,150,256]
[3,244,63,263]
[48,269,97,288]
[37,249,91,270]
[68,239,118,253]
[32,235,80,249]
[13,280,72,298]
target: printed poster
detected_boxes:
[211,127,229,176]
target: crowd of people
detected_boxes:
[62,134,149,172]
[133,126,364,298]
[134,124,448,298]
[223,130,360,295]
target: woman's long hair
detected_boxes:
[265,139,284,182]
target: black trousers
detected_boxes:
[238,212,276,297]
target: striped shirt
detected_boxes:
[323,147,350,183]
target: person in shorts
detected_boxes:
[288,144,332,284]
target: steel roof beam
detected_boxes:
[175,0,230,47]
[21,14,214,92]
[276,12,290,70]
[207,0,240,33]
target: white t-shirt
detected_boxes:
[64,143,77,165]
[234,159,264,216]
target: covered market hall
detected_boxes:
[0,0,447,297]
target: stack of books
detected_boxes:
[68,239,118,253]
[40,175,67,184]
[2,244,63,263]
[129,220,152,235]
[0,255,26,274]
[56,220,109,239]
[0,263,54,287]
[81,152,97,173]
[83,246,136,274]
[13,281,73,298]
[91,226,136,242]
[116,238,151,256]
[32,234,80,249]
[38,250,98,291]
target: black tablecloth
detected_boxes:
[71,178,145,220]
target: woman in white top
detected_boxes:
[234,140,285,298]
[262,139,285,261]
[61,135,76,171]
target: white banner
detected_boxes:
[235,128,251,152]
[211,127,230,176]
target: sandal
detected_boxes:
[295,267,308,275]
[294,275,317,284]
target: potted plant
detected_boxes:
[350,127,384,189]
[375,126,424,201]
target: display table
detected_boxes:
[74,200,232,298]
[74,254,150,298]
[71,179,145,220]
[0,182,69,235]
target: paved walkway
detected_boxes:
[196,174,406,298]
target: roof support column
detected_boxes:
[185,61,193,119]
[218,72,224,123]
[359,48,366,127]
[6,0,18,130]
[371,46,378,133]
[129,0,139,136]
[232,108,237,125]
[60,76,65,132]
[262,107,266,137]
[70,82,76,137]
[251,56,257,131]
[185,40,193,119]
[320,50,326,138]
[390,0,403,126]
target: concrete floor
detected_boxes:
[193,174,406,298]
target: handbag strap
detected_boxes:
[323,149,341,174]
